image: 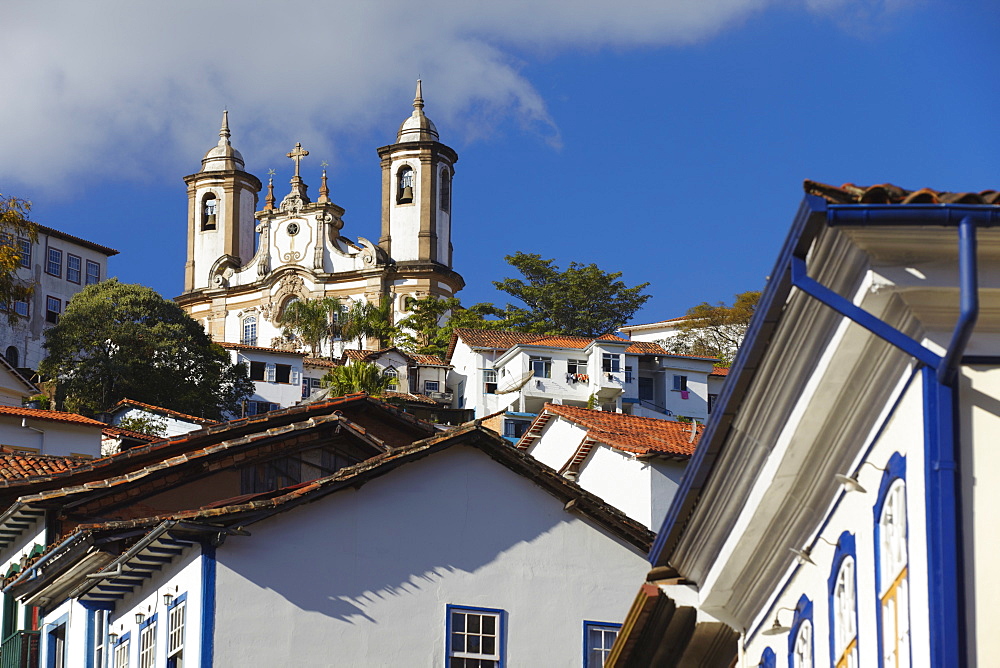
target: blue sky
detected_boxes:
[3,1,998,324]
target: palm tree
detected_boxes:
[342,298,399,350]
[277,297,347,356]
[321,362,392,397]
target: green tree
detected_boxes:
[278,297,348,356]
[396,296,461,357]
[490,252,651,337]
[40,280,254,419]
[658,290,761,366]
[116,414,168,438]
[0,194,38,324]
[343,298,399,350]
[321,362,392,397]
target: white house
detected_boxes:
[0,224,117,372]
[0,399,653,667]
[447,328,718,439]
[610,180,1000,667]
[220,342,307,415]
[0,357,37,408]
[103,398,220,438]
[0,406,105,458]
[516,403,701,529]
[341,347,451,400]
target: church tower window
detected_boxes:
[397,166,414,204]
[440,168,450,212]
[202,193,218,230]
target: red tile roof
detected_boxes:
[449,328,716,361]
[804,179,1000,205]
[219,342,307,356]
[304,357,338,368]
[710,367,730,377]
[532,404,702,457]
[0,407,106,427]
[383,391,438,405]
[108,399,219,425]
[0,452,84,480]
[410,353,448,367]
[342,348,449,367]
[101,426,160,442]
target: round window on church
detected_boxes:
[287,223,299,236]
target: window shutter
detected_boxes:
[266,363,276,383]
[291,369,301,385]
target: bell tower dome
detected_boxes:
[182,112,261,293]
[377,80,458,268]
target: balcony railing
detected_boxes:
[0,630,39,668]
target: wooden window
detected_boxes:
[114,634,131,668]
[46,248,62,277]
[249,361,266,381]
[17,238,30,269]
[482,369,497,394]
[66,254,82,284]
[242,316,257,346]
[45,296,61,324]
[168,595,186,668]
[833,556,858,668]
[86,260,100,285]
[139,616,156,668]
[448,606,501,667]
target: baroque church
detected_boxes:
[175,81,464,354]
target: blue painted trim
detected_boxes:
[760,646,776,668]
[744,365,920,648]
[44,612,68,668]
[140,611,157,631]
[582,620,622,667]
[790,256,941,368]
[78,603,112,668]
[200,543,216,668]
[937,216,978,385]
[827,532,858,666]
[872,452,907,667]
[787,594,813,668]
[445,604,506,667]
[922,369,964,666]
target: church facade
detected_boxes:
[175,82,464,356]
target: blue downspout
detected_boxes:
[794,211,979,668]
[201,542,217,667]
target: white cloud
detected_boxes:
[0,0,902,194]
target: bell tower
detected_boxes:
[377,80,458,268]
[183,112,261,293]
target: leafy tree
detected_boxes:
[490,252,651,337]
[396,296,462,357]
[278,297,348,356]
[321,362,392,397]
[658,291,761,366]
[116,414,168,438]
[0,194,38,324]
[40,279,254,419]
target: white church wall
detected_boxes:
[212,446,648,666]
[388,155,422,262]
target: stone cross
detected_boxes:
[286,143,309,178]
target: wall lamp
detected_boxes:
[108,632,118,645]
[163,592,173,607]
[760,607,796,636]
[834,461,885,494]
[789,536,837,566]
[135,612,144,625]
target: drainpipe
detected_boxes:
[20,419,44,454]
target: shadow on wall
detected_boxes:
[214,446,619,624]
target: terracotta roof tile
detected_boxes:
[535,404,702,457]
[0,407,105,427]
[450,328,715,361]
[0,452,85,480]
[304,357,338,368]
[410,353,449,366]
[804,179,1000,206]
[108,399,219,425]
[383,391,438,405]
[101,426,160,442]
[710,367,730,377]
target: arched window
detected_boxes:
[202,193,218,230]
[830,543,858,668]
[875,461,910,668]
[242,315,257,346]
[397,166,414,204]
[788,595,813,668]
[759,647,776,668]
[4,347,18,368]
[383,366,398,390]
[440,168,450,212]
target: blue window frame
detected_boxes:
[139,613,157,668]
[446,604,504,667]
[787,594,813,668]
[167,592,187,668]
[583,620,621,667]
[759,647,776,668]
[114,631,131,668]
[874,452,910,668]
[828,532,859,667]
[45,612,68,668]
[81,602,113,668]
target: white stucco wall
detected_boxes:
[525,417,587,471]
[742,374,929,666]
[0,416,102,457]
[112,407,205,437]
[576,445,654,528]
[388,156,421,262]
[213,446,648,665]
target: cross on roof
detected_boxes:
[286,143,309,178]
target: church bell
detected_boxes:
[399,185,414,203]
